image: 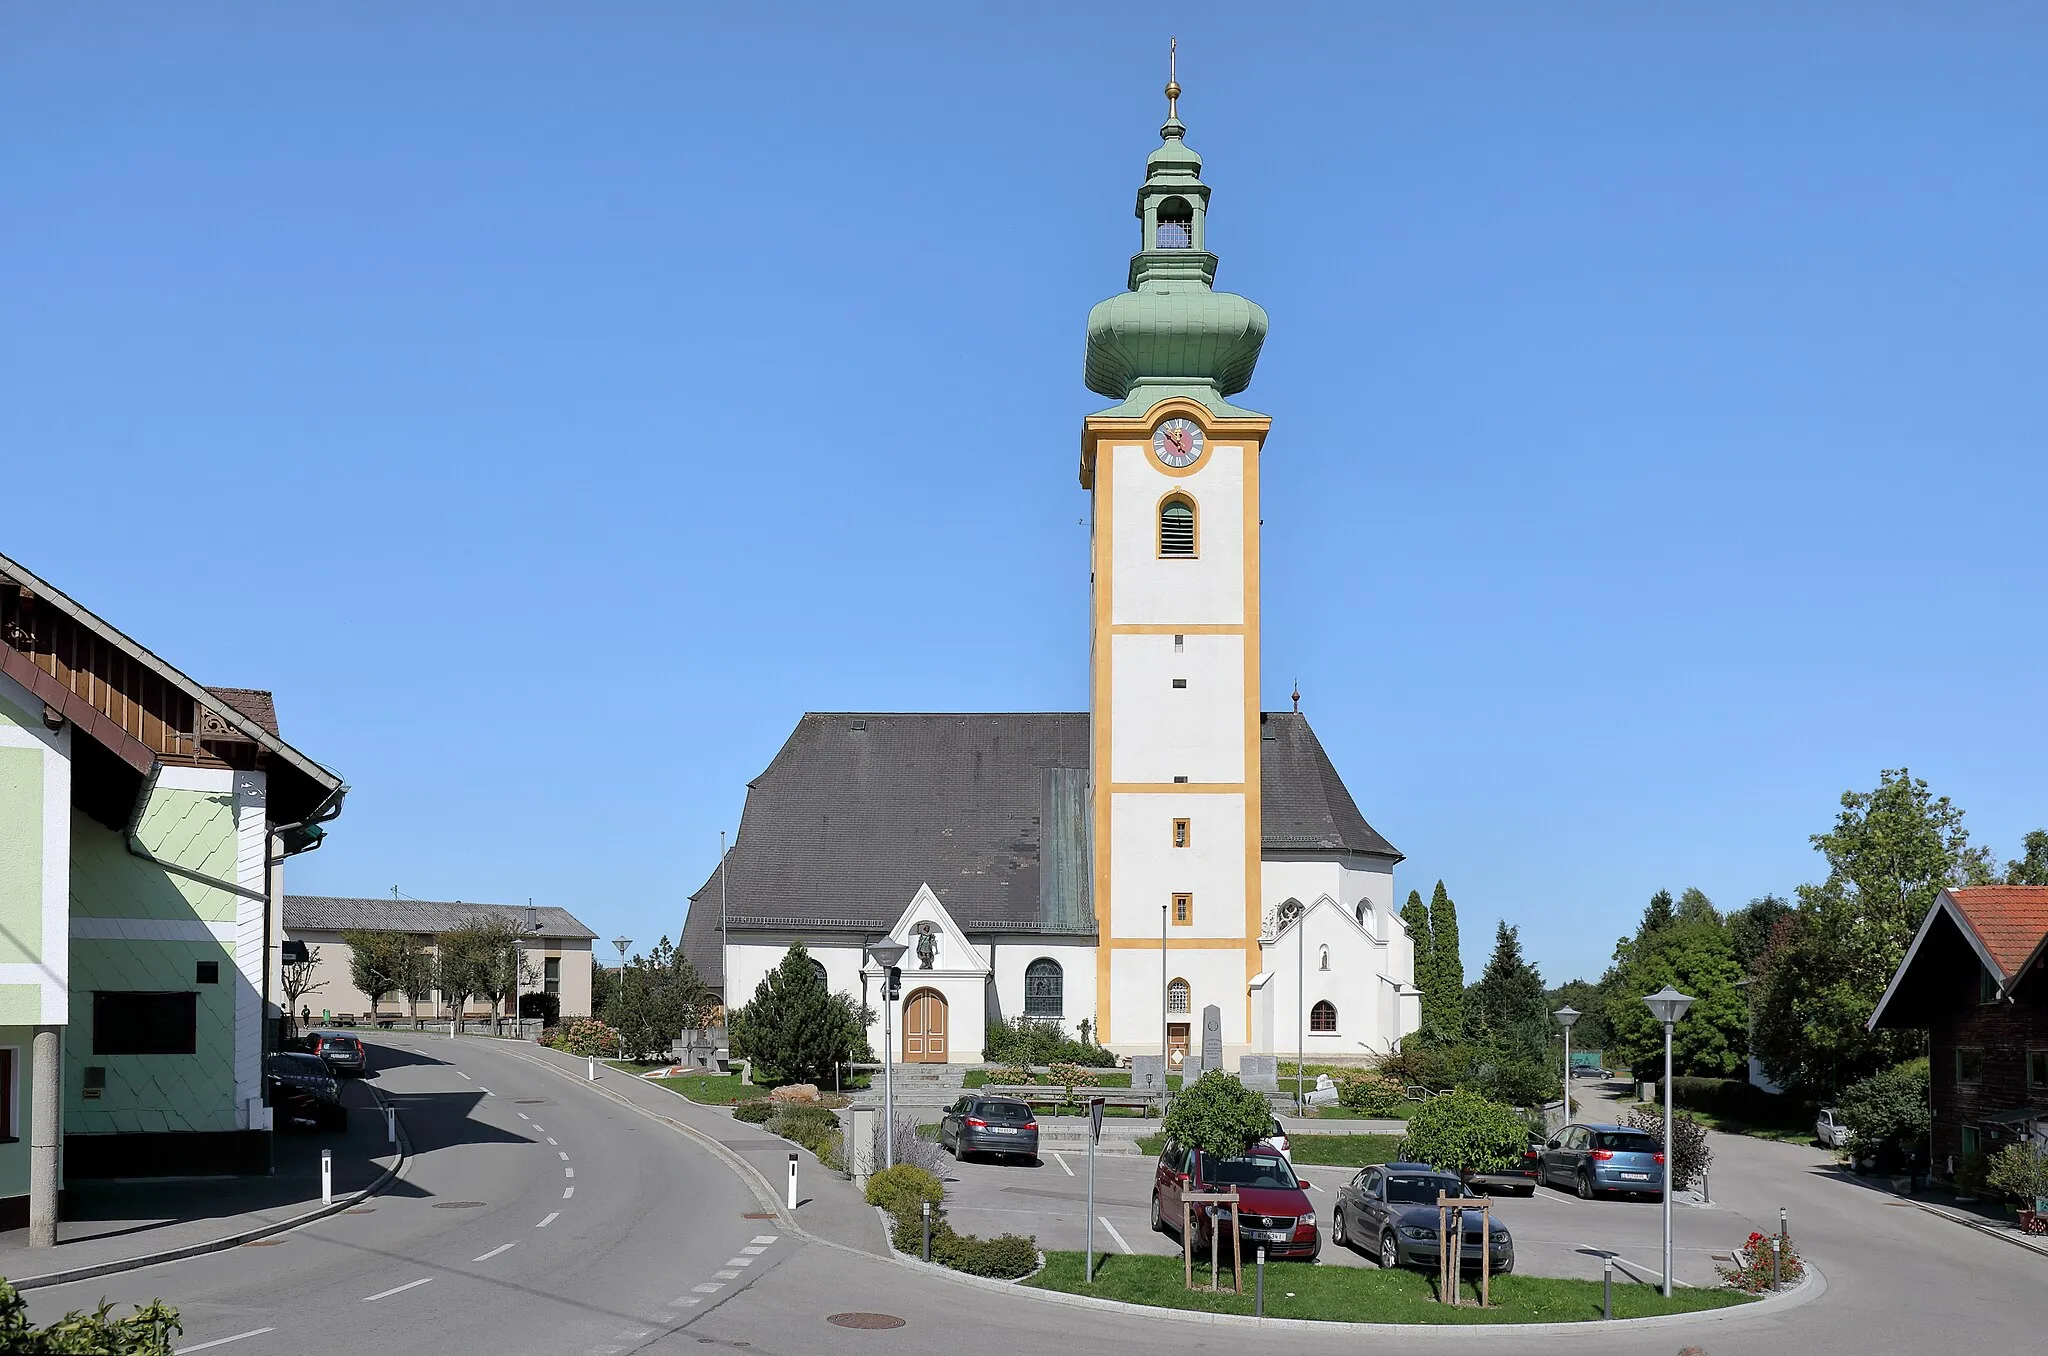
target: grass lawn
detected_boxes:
[651,1073,766,1105]
[1301,1105,1410,1122]
[1026,1252,1753,1324]
[916,1122,941,1141]
[1633,1103,1817,1146]
[604,1060,674,1073]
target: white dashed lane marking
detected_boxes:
[536,1212,560,1228]
[563,1187,575,1198]
[175,1327,274,1352]
[362,1278,431,1302]
[739,1245,766,1255]
[558,1151,570,1160]
[547,1137,558,1145]
[517,1111,530,1120]
[713,1269,741,1280]
[457,1071,472,1081]
[473,1243,517,1262]
[751,1235,779,1244]
[692,1283,723,1294]
[565,1167,574,1177]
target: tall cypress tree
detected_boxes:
[1399,888,1435,1028]
[1430,880,1464,1036]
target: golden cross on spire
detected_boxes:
[1165,35,1180,120]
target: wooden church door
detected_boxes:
[904,989,949,1063]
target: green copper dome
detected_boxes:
[1084,106,1268,417]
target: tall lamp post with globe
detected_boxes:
[1552,1005,1580,1125]
[866,940,908,1167]
[612,937,631,1058]
[1642,984,1695,1297]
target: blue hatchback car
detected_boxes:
[1536,1123,1665,1198]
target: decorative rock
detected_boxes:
[768,1083,820,1105]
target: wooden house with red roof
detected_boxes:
[1870,886,2048,1169]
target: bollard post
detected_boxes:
[921,1199,931,1261]
[1779,1205,1788,1240]
[1603,1255,1613,1320]
[384,1106,396,1144]
[1255,1245,1265,1316]
[588,1059,596,1082]
[787,1152,799,1212]
[1771,1234,1781,1291]
[321,1149,333,1205]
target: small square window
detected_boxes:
[1172,818,1190,849]
[1173,634,1184,652]
[1171,678,1187,689]
[1172,893,1193,926]
[1172,775,1189,784]
[2028,1050,2048,1087]
[1962,1125,1982,1156]
[196,961,219,984]
[1957,1047,1986,1082]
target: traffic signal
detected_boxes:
[886,966,902,1001]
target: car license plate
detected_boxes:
[1620,1171,1650,1180]
[1244,1228,1289,1242]
[988,1126,1015,1134]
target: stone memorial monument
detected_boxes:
[1238,1054,1279,1094]
[1200,1004,1224,1072]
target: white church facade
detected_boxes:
[681,84,1420,1070]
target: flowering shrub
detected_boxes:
[1718,1231,1804,1292]
[981,1064,1031,1086]
[1048,1062,1100,1101]
[542,1019,622,1057]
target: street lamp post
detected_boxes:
[612,937,631,1059]
[1553,1005,1580,1125]
[1641,984,1695,1298]
[867,940,908,1168]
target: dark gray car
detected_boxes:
[939,1096,1039,1163]
[1332,1163,1513,1273]
[1538,1123,1665,1198]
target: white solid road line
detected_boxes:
[362,1278,432,1302]
[1099,1216,1135,1255]
[473,1243,517,1262]
[175,1327,275,1353]
[536,1211,560,1228]
[1051,1152,1074,1176]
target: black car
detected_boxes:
[1461,1133,1544,1197]
[309,1032,367,1078]
[266,1052,346,1131]
[1331,1162,1513,1274]
[938,1096,1039,1163]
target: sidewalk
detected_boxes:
[499,1040,890,1256]
[0,1077,403,1289]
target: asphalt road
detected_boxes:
[31,1049,2046,1356]
[25,1034,777,1356]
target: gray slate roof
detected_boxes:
[680,711,1397,985]
[286,896,597,940]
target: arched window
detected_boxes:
[1318,945,1330,972]
[1159,496,1196,557]
[1156,196,1193,250]
[1024,958,1063,1018]
[1310,1000,1337,1033]
[809,958,828,984]
[1167,978,1191,1014]
[1355,902,1370,928]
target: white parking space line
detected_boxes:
[564,1187,575,1198]
[536,1211,561,1228]
[362,1278,432,1302]
[457,1071,472,1080]
[1099,1217,1135,1255]
[473,1243,517,1262]
[1051,1152,1074,1176]
[176,1327,275,1352]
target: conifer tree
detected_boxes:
[1430,880,1464,1034]
[1399,888,1436,1029]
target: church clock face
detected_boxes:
[1153,418,1204,468]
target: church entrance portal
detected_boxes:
[904,989,949,1063]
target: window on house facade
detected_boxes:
[1980,968,2000,1004]
[93,992,197,1056]
[544,956,561,997]
[1962,1125,1982,1156]
[1310,1000,1337,1033]
[810,958,829,984]
[1159,497,1196,556]
[1171,678,1187,689]
[1172,818,1190,848]
[1172,893,1193,926]
[1024,959,1063,1018]
[195,960,219,984]
[1167,978,1191,1013]
[2027,1049,2048,1088]
[1173,634,1184,652]
[1156,196,1193,249]
[1957,1047,1986,1082]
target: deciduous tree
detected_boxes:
[342,930,407,1020]
[2006,829,2048,886]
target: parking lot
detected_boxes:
[934,1132,1775,1287]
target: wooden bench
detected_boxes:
[979,1084,1162,1114]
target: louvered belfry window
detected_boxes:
[1159,498,1195,556]
[1024,959,1063,1018]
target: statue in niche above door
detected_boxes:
[913,922,938,969]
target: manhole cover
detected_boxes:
[243,1239,284,1247]
[742,1212,776,1220]
[827,1314,905,1330]
[433,1201,487,1209]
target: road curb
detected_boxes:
[7,1083,413,1292]
[1899,1197,2048,1260]
[877,1247,1826,1336]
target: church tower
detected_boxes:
[1082,54,1271,1065]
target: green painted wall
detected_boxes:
[65,808,244,1135]
[0,738,42,965]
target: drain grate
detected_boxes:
[826,1314,905,1330]
[433,1201,487,1209]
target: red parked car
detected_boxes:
[1151,1139,1319,1261]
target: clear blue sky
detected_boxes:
[7,4,2046,987]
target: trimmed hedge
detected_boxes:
[732,1099,777,1125]
[866,1163,1038,1280]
